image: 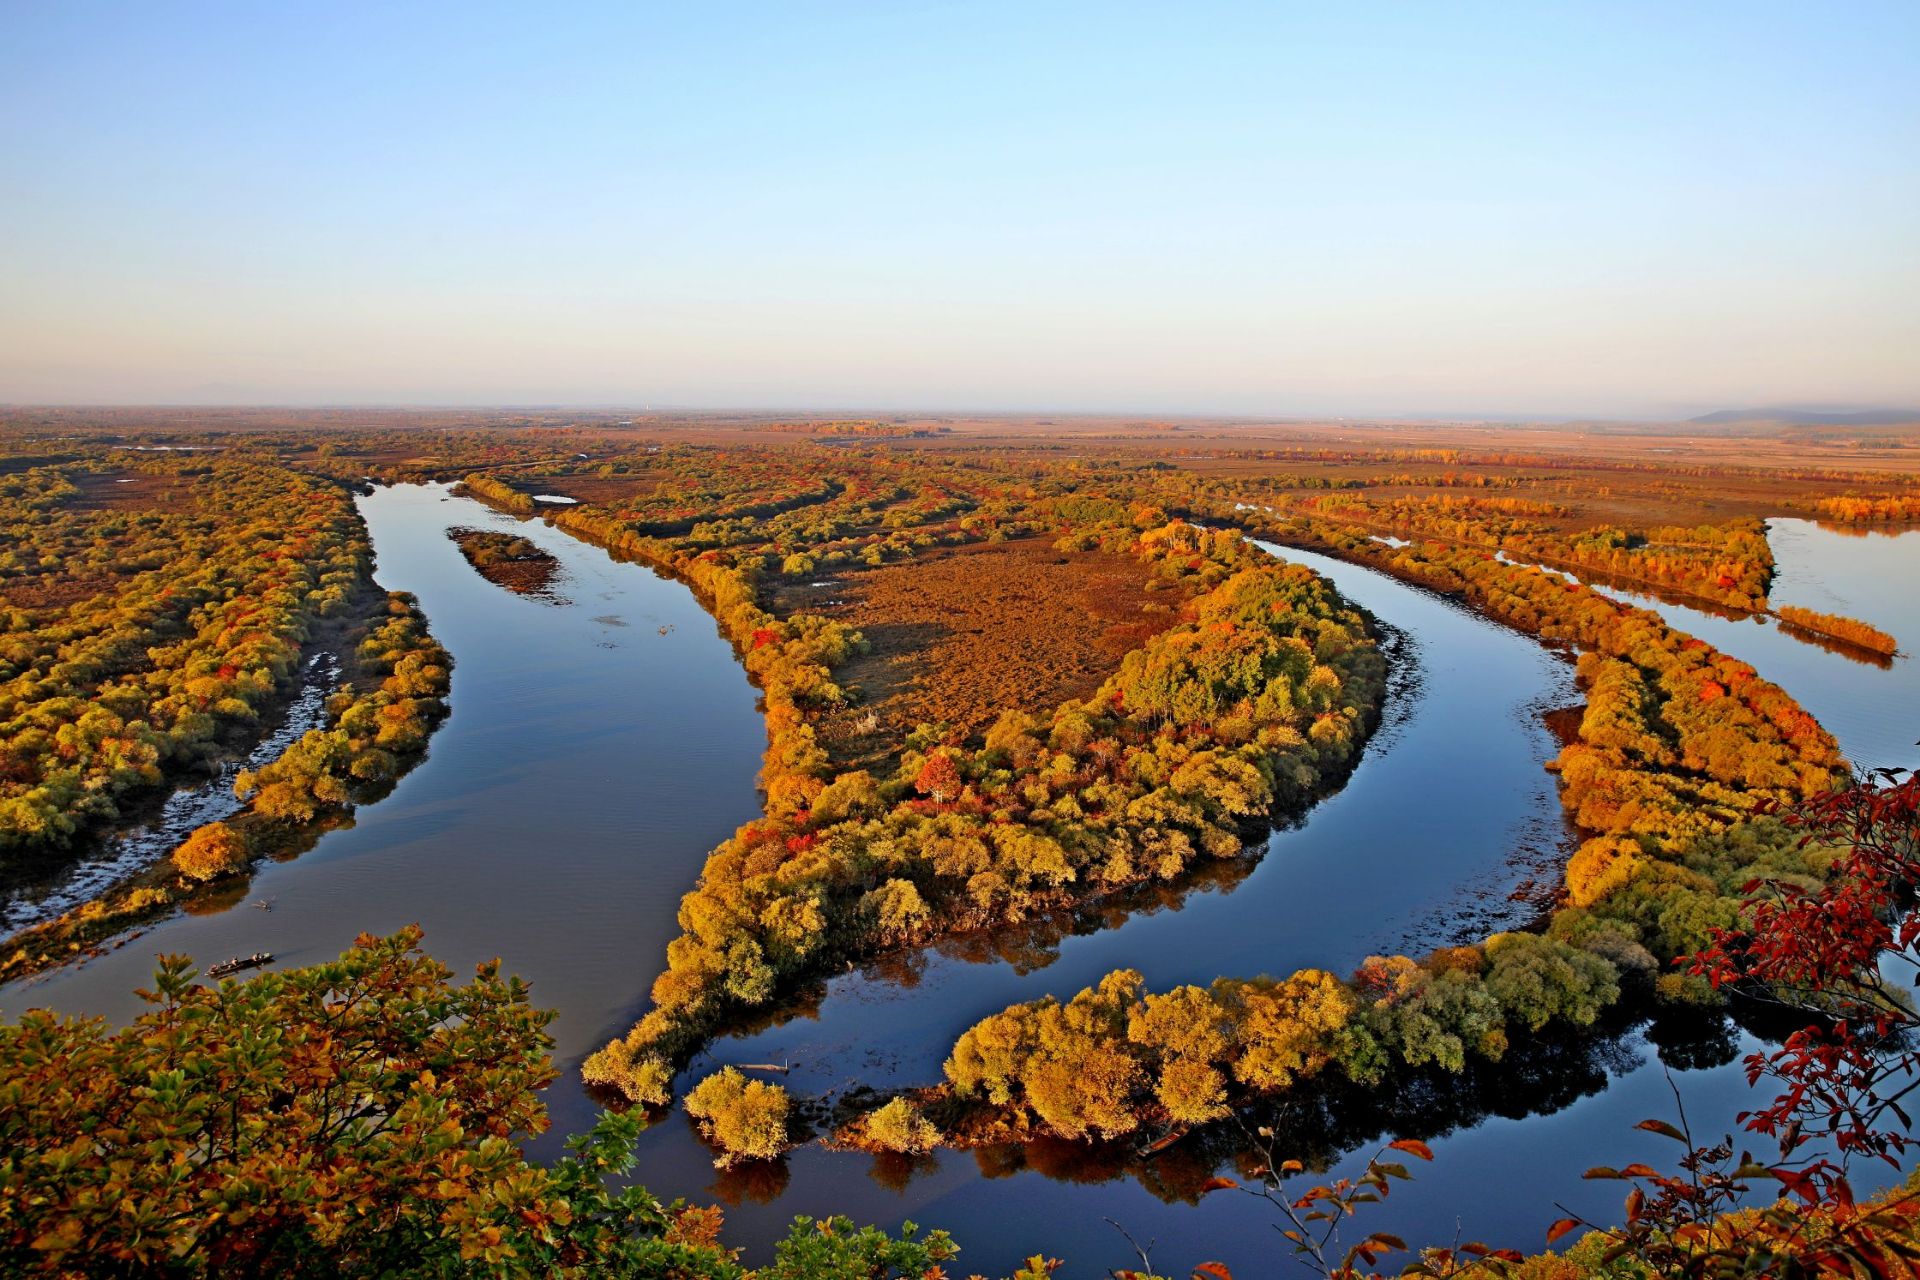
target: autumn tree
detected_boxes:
[914,750,965,802]
[685,1067,793,1166]
[0,929,735,1277]
[171,820,250,881]
[1693,766,1920,1201]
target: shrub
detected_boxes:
[684,1067,791,1165]
[863,1097,940,1153]
[171,822,250,882]
[581,1040,674,1106]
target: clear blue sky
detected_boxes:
[2,2,1915,417]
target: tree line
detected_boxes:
[580,515,1385,1109]
[863,504,1846,1155]
[3,590,451,980]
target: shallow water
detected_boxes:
[4,498,1914,1276]
[2,652,340,933]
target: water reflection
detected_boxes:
[1771,618,1895,670]
[1534,519,1919,772]
[1812,520,1920,539]
[7,500,1913,1275]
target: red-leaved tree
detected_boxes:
[1692,765,1920,1202]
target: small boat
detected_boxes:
[206,952,273,979]
[1137,1126,1191,1157]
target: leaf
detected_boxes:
[1599,1241,1638,1267]
[1192,1264,1234,1280]
[1546,1217,1581,1245]
[1387,1138,1433,1161]
[1633,1119,1687,1143]
[1366,1233,1408,1252]
[1200,1177,1239,1194]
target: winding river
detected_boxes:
[0,483,768,1091]
[4,489,1914,1275]
[1524,518,1919,775]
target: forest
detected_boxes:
[1,413,1917,1275]
[0,455,369,856]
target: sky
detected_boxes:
[1,2,1916,419]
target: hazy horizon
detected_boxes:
[4,3,1916,417]
[7,399,1920,428]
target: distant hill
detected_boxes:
[1688,406,1920,427]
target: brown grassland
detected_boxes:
[769,537,1184,770]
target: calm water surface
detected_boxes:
[700,539,1579,1099]
[1,483,765,1085]
[1578,519,1918,774]
[5,498,1915,1276]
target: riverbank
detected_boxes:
[1,585,450,981]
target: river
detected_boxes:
[2,651,339,933]
[3,490,1914,1276]
[0,482,767,1092]
[1524,518,1918,774]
